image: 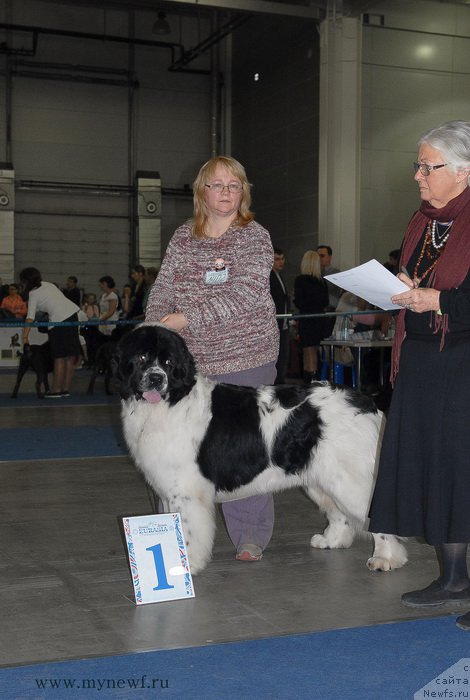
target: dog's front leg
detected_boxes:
[368,533,408,572]
[36,373,46,398]
[11,358,28,399]
[305,486,356,550]
[165,491,216,575]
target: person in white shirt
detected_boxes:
[20,267,81,398]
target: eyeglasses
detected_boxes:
[413,162,449,176]
[205,183,243,193]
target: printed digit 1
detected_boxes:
[146,543,174,591]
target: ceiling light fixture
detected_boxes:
[152,12,171,36]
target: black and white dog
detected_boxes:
[114,323,407,575]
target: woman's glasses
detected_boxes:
[205,183,243,193]
[413,162,449,176]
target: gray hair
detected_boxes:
[419,120,470,172]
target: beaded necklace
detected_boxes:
[430,219,453,249]
[413,219,452,284]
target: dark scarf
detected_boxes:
[392,185,470,383]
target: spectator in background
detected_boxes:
[270,247,290,384]
[81,292,100,320]
[317,244,342,310]
[143,267,159,312]
[121,283,133,318]
[383,249,401,275]
[294,250,329,383]
[98,276,119,335]
[62,275,81,306]
[127,265,147,321]
[0,283,27,319]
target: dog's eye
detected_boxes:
[139,354,147,362]
[165,359,172,367]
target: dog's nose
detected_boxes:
[148,373,165,389]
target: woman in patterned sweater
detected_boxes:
[146,156,279,563]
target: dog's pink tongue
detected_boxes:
[143,390,162,404]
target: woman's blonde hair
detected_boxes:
[300,250,322,278]
[192,156,254,238]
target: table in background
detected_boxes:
[320,337,393,392]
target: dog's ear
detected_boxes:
[112,336,133,400]
[166,333,197,405]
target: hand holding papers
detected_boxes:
[324,259,409,310]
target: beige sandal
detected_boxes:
[236,544,263,561]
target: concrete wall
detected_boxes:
[0,0,210,295]
[361,0,470,264]
[231,14,319,292]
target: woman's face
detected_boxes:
[414,143,468,208]
[203,165,242,219]
[8,286,18,296]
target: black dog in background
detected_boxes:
[11,342,53,399]
[86,324,131,396]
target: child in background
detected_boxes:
[81,293,100,320]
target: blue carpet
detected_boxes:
[0,617,468,699]
[0,389,120,408]
[0,425,126,461]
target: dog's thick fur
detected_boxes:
[11,342,53,399]
[114,324,407,575]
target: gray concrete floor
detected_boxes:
[0,369,458,668]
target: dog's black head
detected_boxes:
[113,324,197,406]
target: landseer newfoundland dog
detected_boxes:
[114,323,407,575]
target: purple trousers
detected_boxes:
[209,362,276,551]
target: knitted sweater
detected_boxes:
[145,220,279,376]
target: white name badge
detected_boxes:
[123,513,195,605]
[204,268,229,285]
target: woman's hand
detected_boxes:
[396,271,415,289]
[159,312,188,331]
[392,287,441,313]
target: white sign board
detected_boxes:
[123,513,195,605]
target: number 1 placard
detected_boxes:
[123,513,195,605]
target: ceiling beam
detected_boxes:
[161,0,322,19]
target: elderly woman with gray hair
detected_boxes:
[368,121,470,630]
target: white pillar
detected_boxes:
[318,14,362,271]
[0,164,14,283]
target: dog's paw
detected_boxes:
[310,534,350,549]
[310,534,331,549]
[368,535,408,571]
[186,547,210,576]
[310,529,354,550]
[367,555,393,572]
[187,557,206,575]
[367,553,407,572]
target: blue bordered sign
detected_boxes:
[123,513,195,605]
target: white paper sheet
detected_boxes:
[324,259,409,310]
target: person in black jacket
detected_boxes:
[62,276,81,307]
[294,250,329,383]
[270,248,290,384]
